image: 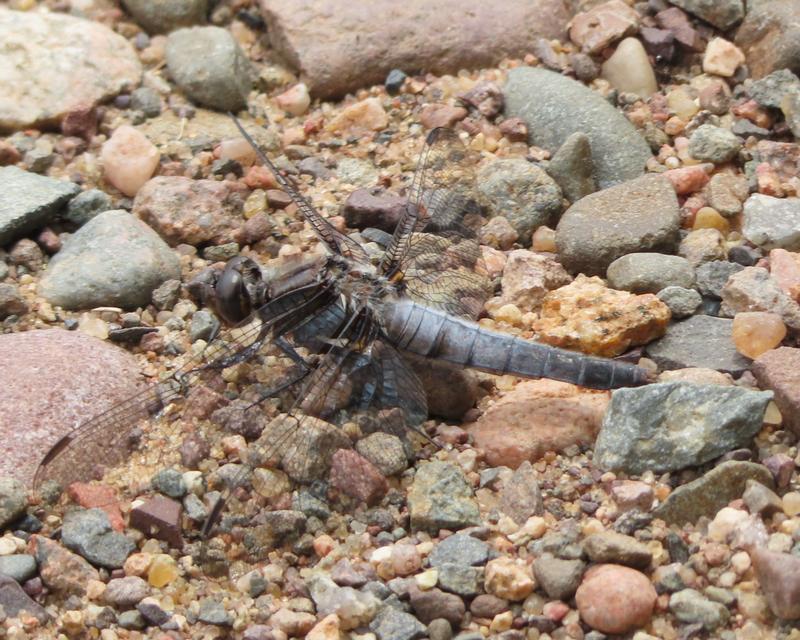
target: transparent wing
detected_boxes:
[381,128,491,318]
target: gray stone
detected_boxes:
[0,477,27,530]
[122,0,208,34]
[532,554,585,600]
[504,67,652,189]
[408,461,480,533]
[555,174,680,276]
[606,253,695,293]
[476,159,562,243]
[38,210,180,310]
[742,194,800,251]
[436,563,482,597]
[409,586,465,625]
[742,479,783,517]
[64,189,112,227]
[356,432,408,477]
[130,87,162,118]
[259,0,569,99]
[151,279,181,310]
[747,69,800,108]
[198,598,233,626]
[0,9,141,130]
[688,125,741,164]
[337,158,378,188]
[429,534,490,568]
[428,618,453,640]
[0,166,79,246]
[182,493,207,522]
[0,284,27,319]
[736,0,800,80]
[546,132,596,203]
[500,460,543,524]
[654,461,774,524]
[695,261,744,299]
[645,315,751,374]
[189,309,220,342]
[721,267,800,331]
[166,26,253,112]
[369,604,427,640]
[105,576,149,607]
[61,508,136,569]
[0,555,36,583]
[151,468,186,498]
[0,574,48,623]
[118,609,147,629]
[308,574,380,628]
[137,596,172,626]
[667,0,743,30]
[657,286,702,319]
[582,532,652,569]
[292,490,331,520]
[669,588,730,630]
[594,382,772,474]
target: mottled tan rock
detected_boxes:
[703,37,745,77]
[721,267,800,331]
[735,0,800,80]
[327,98,388,136]
[657,367,733,386]
[752,347,800,436]
[466,379,609,468]
[770,249,800,299]
[576,564,656,634]
[569,0,639,55]
[259,0,570,98]
[484,557,535,601]
[0,9,141,130]
[532,275,670,357]
[498,250,571,311]
[678,228,726,266]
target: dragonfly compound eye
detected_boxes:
[214,256,267,325]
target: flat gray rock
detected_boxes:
[645,315,751,374]
[408,461,480,533]
[0,166,79,246]
[742,194,800,251]
[594,382,772,474]
[0,574,48,623]
[62,508,135,569]
[258,0,570,98]
[428,534,491,568]
[504,67,652,188]
[607,253,695,293]
[38,209,180,310]
[166,26,253,111]
[122,0,208,34]
[0,9,141,130]
[546,132,596,203]
[555,174,680,275]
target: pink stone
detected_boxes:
[703,37,745,77]
[663,164,711,195]
[751,547,800,619]
[770,249,800,299]
[329,449,387,504]
[101,125,160,197]
[569,0,640,54]
[543,600,570,621]
[498,249,571,311]
[327,98,388,135]
[275,83,311,117]
[575,564,656,634]
[391,544,422,577]
[610,481,654,512]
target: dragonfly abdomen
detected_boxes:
[382,299,650,390]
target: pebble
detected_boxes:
[410,586,465,625]
[575,564,656,634]
[166,26,252,111]
[747,69,800,109]
[0,166,80,246]
[663,164,711,195]
[504,66,652,188]
[407,461,479,533]
[645,315,751,375]
[743,194,800,251]
[669,588,730,630]
[418,104,468,129]
[499,461,544,525]
[276,83,311,116]
[752,347,800,436]
[61,508,136,569]
[594,382,772,474]
[384,68,407,94]
[137,596,172,626]
[428,534,490,568]
[743,479,783,517]
[654,461,774,524]
[470,594,508,619]
[309,574,379,629]
[721,267,800,331]
[546,132,596,203]
[601,38,657,98]
[669,0,743,30]
[129,495,183,548]
[130,86,162,118]
[146,553,179,588]
[32,535,100,596]
[606,253,694,293]
[0,554,36,583]
[100,125,160,197]
[497,250,570,311]
[198,598,233,626]
[568,0,640,54]
[583,532,652,569]
[64,189,112,227]
[0,284,27,319]
[328,98,388,135]
[555,174,679,275]
[688,125,741,164]
[750,547,800,619]
[38,210,180,310]
[337,158,379,187]
[484,557,535,602]
[369,604,426,640]
[732,312,787,359]
[189,309,219,342]
[0,10,141,130]
[694,260,743,299]
[0,574,49,624]
[736,0,800,78]
[104,576,149,607]
[122,0,208,34]
[703,37,745,77]
[656,286,703,320]
[532,554,585,600]
[436,564,482,597]
[0,478,26,531]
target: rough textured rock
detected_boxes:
[654,461,774,524]
[721,267,800,331]
[38,210,180,310]
[0,166,80,246]
[467,380,608,469]
[669,588,730,630]
[61,508,136,569]
[0,575,48,623]
[31,535,101,596]
[735,0,800,80]
[0,478,27,530]
[752,347,800,436]
[408,461,480,533]
[645,315,751,375]
[668,0,743,30]
[500,461,544,524]
[546,132,596,202]
[0,9,141,130]
[742,194,800,251]
[555,175,680,275]
[0,329,143,485]
[569,1,640,54]
[595,383,772,474]
[606,253,695,293]
[428,534,490,568]
[583,532,653,569]
[258,0,570,98]
[497,250,571,311]
[505,67,652,189]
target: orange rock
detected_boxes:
[663,164,711,195]
[532,275,670,357]
[576,564,656,634]
[67,482,125,532]
[327,98,388,135]
[466,379,609,468]
[732,312,787,359]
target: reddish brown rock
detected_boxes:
[466,379,609,468]
[0,330,144,486]
[409,586,465,625]
[259,0,569,98]
[569,0,640,54]
[735,0,800,80]
[129,495,183,547]
[533,275,670,358]
[132,176,247,246]
[67,483,125,532]
[751,547,800,619]
[342,188,406,232]
[575,564,656,634]
[419,104,468,129]
[752,347,800,436]
[610,480,654,512]
[30,535,100,596]
[329,449,387,505]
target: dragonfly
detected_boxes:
[34,120,652,545]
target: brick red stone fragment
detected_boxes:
[129,495,183,547]
[67,482,125,531]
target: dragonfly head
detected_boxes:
[212,256,269,325]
